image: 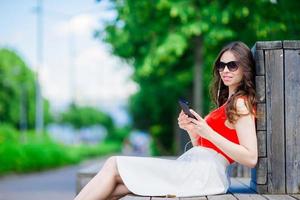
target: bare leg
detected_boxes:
[108,183,132,200]
[74,156,126,200]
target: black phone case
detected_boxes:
[178,98,196,119]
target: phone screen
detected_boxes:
[178,98,196,119]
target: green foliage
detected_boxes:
[105,125,131,142]
[0,48,52,129]
[100,0,300,154]
[0,125,121,175]
[58,104,114,131]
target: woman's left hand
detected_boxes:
[187,109,214,140]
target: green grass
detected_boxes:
[0,124,121,175]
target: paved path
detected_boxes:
[0,157,107,200]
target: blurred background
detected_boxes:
[0,0,299,199]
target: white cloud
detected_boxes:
[73,45,138,102]
[53,13,99,38]
[40,41,138,110]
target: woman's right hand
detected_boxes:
[178,110,194,132]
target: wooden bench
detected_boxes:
[76,156,300,199]
[76,40,300,198]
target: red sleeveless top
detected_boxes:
[197,102,239,164]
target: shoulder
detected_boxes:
[235,96,250,115]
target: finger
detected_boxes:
[189,118,200,125]
[178,114,186,122]
[189,109,204,121]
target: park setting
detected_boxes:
[0,0,300,200]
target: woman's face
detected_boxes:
[219,50,243,89]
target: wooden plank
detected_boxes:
[256,103,266,131]
[265,49,285,193]
[291,195,300,200]
[207,194,237,200]
[120,194,151,199]
[152,197,180,200]
[263,195,296,200]
[284,49,300,193]
[179,197,207,200]
[250,180,268,194]
[283,40,300,49]
[251,158,267,185]
[256,76,265,103]
[254,50,265,76]
[234,194,267,200]
[256,41,282,50]
[257,131,267,157]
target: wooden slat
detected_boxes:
[265,49,285,193]
[120,194,151,199]
[255,50,265,75]
[256,41,282,50]
[263,195,296,200]
[179,197,207,200]
[284,49,300,193]
[256,76,265,103]
[257,131,267,157]
[283,40,300,49]
[291,195,300,200]
[234,194,267,200]
[152,197,180,200]
[250,180,268,194]
[254,50,265,75]
[207,194,237,200]
[251,157,267,185]
[256,103,266,131]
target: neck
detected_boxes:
[228,85,237,99]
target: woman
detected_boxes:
[74,41,258,200]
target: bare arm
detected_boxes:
[188,98,258,168]
[206,98,258,168]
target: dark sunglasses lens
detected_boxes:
[227,61,238,71]
[216,62,225,72]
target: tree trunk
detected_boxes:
[193,36,203,115]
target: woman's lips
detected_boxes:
[222,76,232,81]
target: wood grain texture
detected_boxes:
[283,40,300,49]
[234,194,267,200]
[263,195,296,200]
[256,76,266,103]
[256,41,282,50]
[254,50,265,75]
[291,195,300,200]
[251,157,267,185]
[284,49,300,193]
[178,197,207,200]
[120,194,151,199]
[207,194,237,200]
[256,103,266,131]
[265,49,285,193]
[257,131,267,157]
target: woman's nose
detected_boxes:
[223,65,230,72]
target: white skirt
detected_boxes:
[116,146,231,197]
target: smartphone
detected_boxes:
[178,98,197,119]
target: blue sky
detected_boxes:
[0,0,138,125]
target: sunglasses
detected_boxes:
[216,61,239,72]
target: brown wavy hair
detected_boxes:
[210,41,257,124]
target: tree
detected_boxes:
[99,0,299,154]
[0,48,52,130]
[58,104,114,130]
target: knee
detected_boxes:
[106,156,117,166]
[102,156,118,174]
